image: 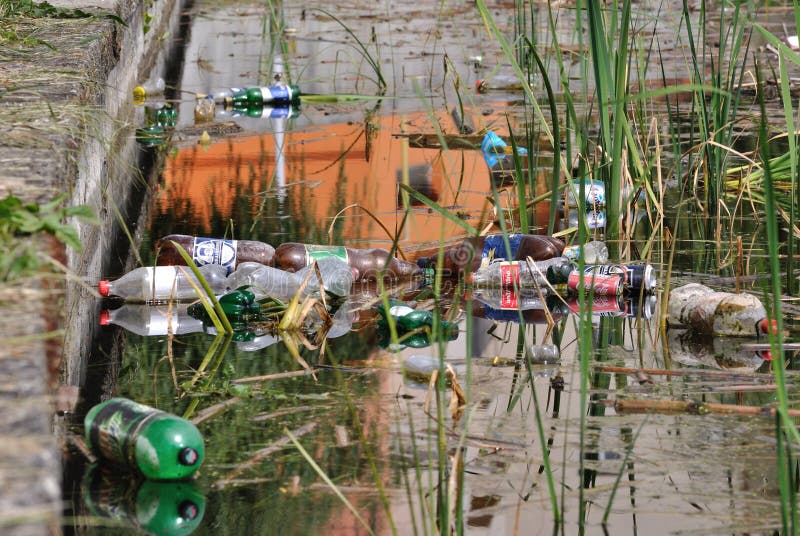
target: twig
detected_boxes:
[68,432,96,463]
[214,422,317,488]
[605,398,800,417]
[593,365,777,381]
[231,369,314,384]
[191,397,241,425]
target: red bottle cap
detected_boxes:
[98,280,110,296]
[98,310,111,325]
[759,318,778,335]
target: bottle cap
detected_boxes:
[759,318,778,335]
[133,85,147,102]
[98,280,110,296]
[98,310,111,325]
[178,447,199,466]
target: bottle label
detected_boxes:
[87,399,161,469]
[305,245,349,265]
[499,287,518,309]
[262,85,293,103]
[566,295,624,316]
[482,234,522,261]
[499,262,520,286]
[192,237,238,274]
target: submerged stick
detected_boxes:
[191,397,241,425]
[593,365,777,381]
[215,422,317,488]
[607,398,800,417]
[231,369,314,384]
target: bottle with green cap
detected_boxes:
[84,397,205,480]
[83,463,205,536]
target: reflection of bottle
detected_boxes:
[376,301,459,349]
[666,283,772,337]
[528,344,560,364]
[155,234,275,275]
[567,209,606,230]
[193,95,215,123]
[472,286,545,310]
[566,179,606,207]
[666,328,769,371]
[99,304,205,336]
[84,398,205,480]
[416,234,565,274]
[219,102,298,119]
[83,463,205,536]
[145,103,177,128]
[273,243,421,281]
[98,265,228,301]
[564,294,657,318]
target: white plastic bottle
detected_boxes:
[667,283,772,337]
[470,257,570,288]
[98,265,228,301]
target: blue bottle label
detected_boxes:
[263,85,293,103]
[482,234,522,261]
[192,238,238,274]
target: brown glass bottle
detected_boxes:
[155,234,275,274]
[272,243,421,280]
[416,234,565,276]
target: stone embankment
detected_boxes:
[0,0,178,533]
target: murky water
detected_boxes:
[64,0,800,534]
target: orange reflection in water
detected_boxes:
[158,110,543,250]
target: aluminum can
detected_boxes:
[584,263,656,293]
[567,270,623,296]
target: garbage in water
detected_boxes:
[84,398,205,480]
[209,83,301,106]
[217,102,299,120]
[98,265,229,301]
[156,234,276,275]
[82,463,205,536]
[666,329,771,371]
[226,258,354,301]
[99,303,205,336]
[666,283,773,337]
[528,343,560,365]
[469,257,572,287]
[376,300,460,349]
[133,77,166,104]
[562,240,609,264]
[480,130,528,185]
[273,242,420,280]
[416,233,565,274]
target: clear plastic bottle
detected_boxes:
[470,257,571,288]
[294,257,355,298]
[226,258,354,300]
[562,240,609,264]
[98,265,228,302]
[99,304,205,336]
[133,77,166,104]
[528,344,560,365]
[667,283,773,337]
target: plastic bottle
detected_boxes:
[566,179,606,207]
[470,257,571,287]
[99,304,205,336]
[193,94,215,123]
[416,234,565,275]
[475,75,532,93]
[133,77,166,104]
[272,243,421,281]
[145,103,177,128]
[212,84,301,106]
[562,240,609,264]
[84,398,205,480]
[472,286,546,310]
[155,234,276,275]
[293,257,356,297]
[666,283,772,337]
[226,258,354,300]
[528,344,560,364]
[567,208,607,230]
[98,264,228,302]
[83,463,205,536]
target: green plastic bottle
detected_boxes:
[84,398,205,480]
[83,463,205,536]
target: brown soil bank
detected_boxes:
[0,0,179,533]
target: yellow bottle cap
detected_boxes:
[133,85,146,104]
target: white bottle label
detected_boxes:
[192,238,238,274]
[147,266,182,299]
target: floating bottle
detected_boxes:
[416,233,565,275]
[84,397,205,480]
[226,258,354,300]
[666,283,773,337]
[133,77,166,104]
[98,265,228,302]
[469,257,571,288]
[272,243,421,281]
[567,208,607,230]
[155,234,276,275]
[562,240,609,264]
[528,344,560,365]
[474,75,531,93]
[145,103,177,128]
[193,94,215,123]
[212,84,301,106]
[99,304,205,336]
[566,179,606,207]
[83,463,205,536]
[376,300,459,349]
